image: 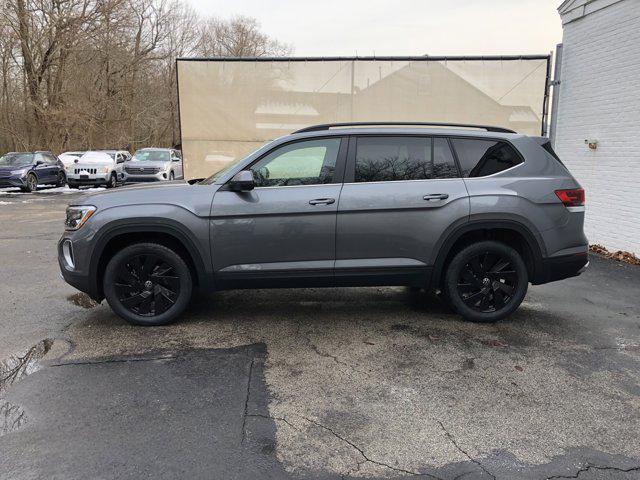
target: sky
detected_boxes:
[187,0,564,57]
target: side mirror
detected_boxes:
[228,170,255,192]
[35,160,44,166]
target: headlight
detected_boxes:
[65,206,96,231]
[102,166,111,174]
[10,169,27,176]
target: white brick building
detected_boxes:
[554,0,640,256]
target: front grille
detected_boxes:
[74,168,97,174]
[125,166,159,175]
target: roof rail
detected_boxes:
[293,122,517,134]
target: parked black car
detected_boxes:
[0,151,66,192]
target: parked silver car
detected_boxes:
[123,148,183,182]
[59,122,588,326]
[67,150,131,189]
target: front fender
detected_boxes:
[87,204,213,293]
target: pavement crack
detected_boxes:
[300,415,443,479]
[306,337,350,367]
[240,357,255,445]
[437,420,496,480]
[545,464,640,479]
[246,413,299,431]
[50,354,178,367]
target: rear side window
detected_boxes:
[355,136,459,182]
[451,138,523,177]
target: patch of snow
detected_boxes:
[0,200,12,205]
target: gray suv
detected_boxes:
[58,122,588,326]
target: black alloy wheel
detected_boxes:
[444,240,528,323]
[457,253,517,312]
[104,243,192,326]
[56,171,66,187]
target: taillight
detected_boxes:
[555,188,585,208]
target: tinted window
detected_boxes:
[355,136,458,182]
[451,139,522,177]
[251,138,340,187]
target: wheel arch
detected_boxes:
[90,220,211,299]
[430,219,545,288]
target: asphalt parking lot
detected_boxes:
[1,187,639,480]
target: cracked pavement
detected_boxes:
[1,191,640,479]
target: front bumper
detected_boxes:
[67,172,111,186]
[0,176,27,188]
[58,234,103,301]
[124,171,169,182]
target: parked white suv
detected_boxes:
[67,150,131,189]
[124,148,183,182]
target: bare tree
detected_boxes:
[0,1,290,153]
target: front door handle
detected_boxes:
[423,194,449,201]
[309,198,335,206]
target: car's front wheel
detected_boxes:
[103,243,193,326]
[444,240,528,323]
[21,173,38,192]
[106,173,117,189]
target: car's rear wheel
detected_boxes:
[444,240,528,323]
[103,243,193,326]
[56,171,66,187]
[169,171,174,181]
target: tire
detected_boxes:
[56,171,66,187]
[106,173,117,189]
[24,173,38,192]
[169,171,174,181]
[103,243,193,326]
[444,240,528,323]
[68,183,79,189]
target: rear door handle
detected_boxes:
[423,194,449,201]
[309,198,335,205]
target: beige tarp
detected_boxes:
[177,57,549,179]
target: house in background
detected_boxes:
[554,0,640,256]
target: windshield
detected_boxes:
[200,156,246,184]
[132,150,170,162]
[0,153,34,167]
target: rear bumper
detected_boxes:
[534,251,589,284]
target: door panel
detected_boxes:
[210,136,347,288]
[336,179,469,282]
[336,135,470,285]
[211,185,342,287]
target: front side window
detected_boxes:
[250,138,340,187]
[451,138,523,177]
[355,136,459,182]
